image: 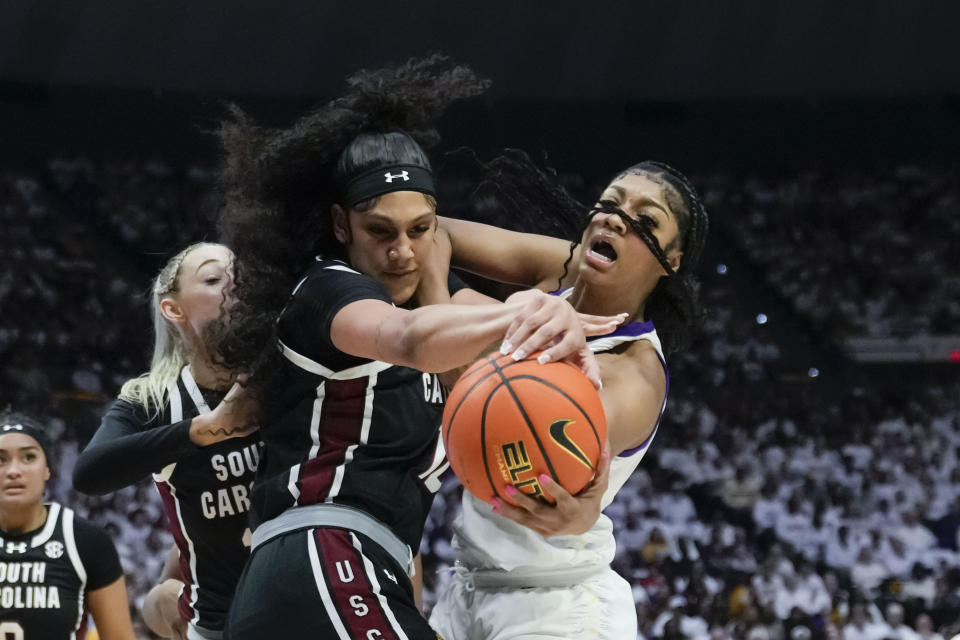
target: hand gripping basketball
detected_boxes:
[493,446,611,537]
[442,352,607,510]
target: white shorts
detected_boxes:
[429,567,636,640]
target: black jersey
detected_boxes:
[73,366,262,632]
[252,258,459,551]
[0,502,122,640]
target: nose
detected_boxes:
[390,238,415,261]
[5,460,22,478]
[603,211,628,235]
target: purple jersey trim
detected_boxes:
[550,287,669,458]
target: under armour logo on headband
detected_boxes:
[384,171,410,183]
[1,424,23,432]
[343,165,435,207]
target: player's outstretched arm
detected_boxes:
[329,290,621,387]
[87,577,137,640]
[439,217,578,289]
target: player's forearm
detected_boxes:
[73,418,197,494]
[387,301,516,372]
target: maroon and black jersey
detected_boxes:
[251,258,458,551]
[74,368,262,632]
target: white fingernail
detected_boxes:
[598,379,604,390]
[537,353,551,364]
[499,340,513,354]
[512,349,526,361]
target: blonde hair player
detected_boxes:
[73,243,260,640]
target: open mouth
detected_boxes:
[586,239,618,264]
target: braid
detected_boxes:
[619,161,709,353]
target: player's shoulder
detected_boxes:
[104,394,162,425]
[295,258,387,299]
[604,339,666,390]
[70,513,121,562]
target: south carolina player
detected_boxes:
[429,157,708,639]
[73,243,260,640]
[0,410,135,640]
[214,59,620,640]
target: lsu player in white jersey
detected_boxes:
[430,157,708,639]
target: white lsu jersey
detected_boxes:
[452,310,668,574]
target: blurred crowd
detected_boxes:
[2,156,959,639]
[698,165,960,340]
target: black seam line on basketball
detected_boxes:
[487,357,560,486]
[503,374,603,457]
[443,354,506,454]
[479,374,501,502]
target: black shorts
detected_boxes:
[225,527,438,640]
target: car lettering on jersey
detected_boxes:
[200,482,253,519]
[421,373,445,404]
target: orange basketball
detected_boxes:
[442,352,606,506]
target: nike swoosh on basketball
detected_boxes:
[549,419,593,469]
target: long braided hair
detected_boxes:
[594,161,709,354]
[213,57,489,409]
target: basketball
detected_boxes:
[441,352,607,506]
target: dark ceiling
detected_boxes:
[2,0,959,101]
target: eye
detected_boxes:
[204,277,222,285]
[638,213,660,229]
[24,452,36,462]
[408,225,431,236]
[368,225,394,238]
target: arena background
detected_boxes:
[2,2,960,638]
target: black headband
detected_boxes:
[342,164,436,208]
[0,421,51,464]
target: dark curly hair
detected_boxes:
[212,56,489,408]
[441,151,707,354]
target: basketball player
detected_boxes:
[214,59,621,640]
[0,409,136,639]
[429,157,708,639]
[73,243,260,640]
